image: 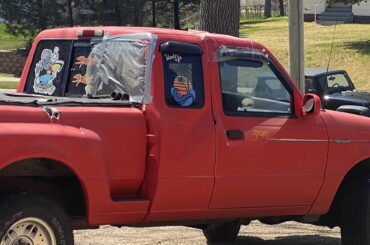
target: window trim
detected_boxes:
[218,49,295,118]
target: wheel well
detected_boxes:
[319,158,370,227]
[0,158,86,222]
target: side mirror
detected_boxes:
[303,93,321,116]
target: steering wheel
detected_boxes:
[332,83,340,88]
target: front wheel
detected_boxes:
[202,220,241,243]
[0,193,73,245]
[341,176,370,245]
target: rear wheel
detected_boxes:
[202,220,241,243]
[341,175,370,245]
[0,193,73,245]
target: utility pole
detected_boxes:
[288,0,305,93]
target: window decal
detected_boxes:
[72,74,91,87]
[75,56,95,67]
[33,47,64,95]
[163,49,204,109]
[164,53,183,63]
[171,75,196,107]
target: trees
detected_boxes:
[200,0,240,37]
[174,0,180,29]
[152,0,157,26]
[0,0,201,48]
[0,0,59,36]
[279,0,285,16]
[328,0,362,3]
[264,0,272,17]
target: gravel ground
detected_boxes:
[74,221,341,245]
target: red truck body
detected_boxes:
[1,26,370,244]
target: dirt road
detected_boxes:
[74,221,341,245]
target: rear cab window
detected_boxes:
[25,40,74,96]
[24,33,157,104]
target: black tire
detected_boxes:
[341,175,370,245]
[0,193,73,245]
[202,220,241,243]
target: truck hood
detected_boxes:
[326,90,370,107]
[321,109,370,142]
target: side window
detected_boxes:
[162,47,204,108]
[25,40,72,96]
[326,73,351,94]
[219,59,292,116]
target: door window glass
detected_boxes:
[219,59,292,116]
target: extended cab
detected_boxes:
[0,27,369,245]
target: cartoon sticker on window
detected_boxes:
[33,47,64,95]
[169,61,196,107]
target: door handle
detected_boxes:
[226,130,244,140]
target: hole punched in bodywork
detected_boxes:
[43,106,60,120]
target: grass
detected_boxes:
[0,24,26,50]
[0,81,18,89]
[0,73,16,78]
[240,17,370,90]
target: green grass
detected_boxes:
[0,24,26,50]
[0,81,18,89]
[240,17,370,90]
[0,73,16,78]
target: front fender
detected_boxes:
[310,111,370,215]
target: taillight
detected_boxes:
[76,29,104,38]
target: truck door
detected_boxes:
[209,49,328,209]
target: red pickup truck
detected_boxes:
[0,27,369,245]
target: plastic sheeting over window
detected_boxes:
[85,33,157,104]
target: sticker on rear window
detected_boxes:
[33,47,64,95]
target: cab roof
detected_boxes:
[35,26,265,51]
[305,67,346,78]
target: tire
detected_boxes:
[202,220,241,243]
[341,175,370,245]
[0,193,73,245]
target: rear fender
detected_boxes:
[0,123,111,224]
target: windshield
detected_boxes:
[24,33,157,104]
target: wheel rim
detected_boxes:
[0,217,56,245]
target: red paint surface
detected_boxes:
[7,26,370,225]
